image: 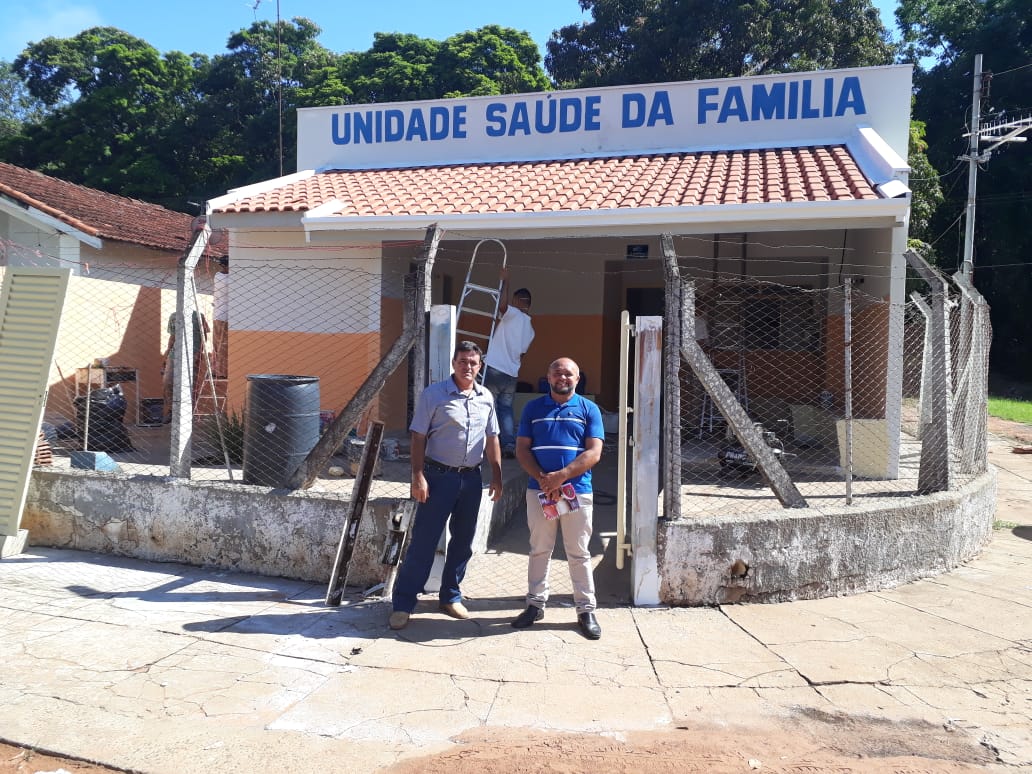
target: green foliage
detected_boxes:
[0,20,551,208]
[0,60,50,139]
[988,397,1032,425]
[897,0,1032,378]
[435,26,551,97]
[2,28,201,205]
[546,0,895,87]
[907,111,943,244]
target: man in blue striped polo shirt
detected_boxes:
[512,357,605,640]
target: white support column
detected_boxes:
[884,226,908,478]
[428,305,457,384]
[424,304,457,594]
[170,223,211,478]
[631,315,663,606]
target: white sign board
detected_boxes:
[297,65,912,172]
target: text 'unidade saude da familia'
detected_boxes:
[329,76,868,146]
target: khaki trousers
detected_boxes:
[525,490,596,613]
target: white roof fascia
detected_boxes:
[302,198,909,236]
[305,199,346,219]
[0,196,103,249]
[848,126,911,192]
[206,169,317,213]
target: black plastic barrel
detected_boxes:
[74,388,133,452]
[242,375,320,487]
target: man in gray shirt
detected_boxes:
[389,341,503,630]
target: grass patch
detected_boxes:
[994,520,1019,531]
[987,396,1032,424]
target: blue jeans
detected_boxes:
[483,366,517,450]
[392,466,483,613]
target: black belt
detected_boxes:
[425,458,480,474]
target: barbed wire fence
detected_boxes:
[663,245,992,519]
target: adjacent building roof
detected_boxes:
[213,145,878,219]
[0,162,226,257]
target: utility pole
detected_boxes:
[960,55,983,277]
[960,54,1032,276]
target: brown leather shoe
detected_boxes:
[388,611,410,630]
[439,601,470,619]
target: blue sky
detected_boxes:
[1,0,900,66]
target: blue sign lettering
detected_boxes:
[750,83,785,121]
[485,96,603,137]
[623,94,647,128]
[485,103,506,137]
[384,109,404,142]
[718,89,749,123]
[835,77,865,116]
[559,97,581,132]
[535,99,557,133]
[698,77,868,124]
[646,91,672,126]
[697,88,719,124]
[329,75,874,150]
[331,105,469,145]
[624,92,673,128]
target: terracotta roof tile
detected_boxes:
[0,162,226,257]
[214,146,879,219]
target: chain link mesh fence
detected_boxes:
[666,251,991,519]
[15,229,992,596]
[12,237,419,504]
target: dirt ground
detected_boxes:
[0,742,127,774]
[987,415,1032,445]
[2,713,1000,774]
[389,713,999,773]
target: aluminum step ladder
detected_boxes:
[455,238,507,381]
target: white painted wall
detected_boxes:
[228,229,382,334]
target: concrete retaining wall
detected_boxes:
[23,467,526,589]
[24,466,997,605]
[659,468,998,605]
[23,469,405,587]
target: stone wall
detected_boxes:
[659,468,997,605]
[24,469,406,587]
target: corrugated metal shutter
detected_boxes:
[0,268,70,545]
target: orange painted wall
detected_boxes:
[224,330,383,424]
[378,296,408,431]
[43,275,195,423]
[825,304,888,418]
[519,314,605,402]
[710,350,825,404]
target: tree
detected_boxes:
[337,33,441,104]
[330,26,550,105]
[191,17,339,188]
[546,0,894,87]
[434,25,551,97]
[907,112,944,246]
[897,0,1032,377]
[0,61,50,140]
[3,28,199,205]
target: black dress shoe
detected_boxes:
[578,612,601,640]
[511,605,544,628]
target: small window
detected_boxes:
[709,286,821,352]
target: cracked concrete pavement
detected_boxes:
[0,431,1030,772]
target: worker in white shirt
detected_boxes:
[482,268,535,458]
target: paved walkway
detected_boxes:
[1,434,1030,773]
